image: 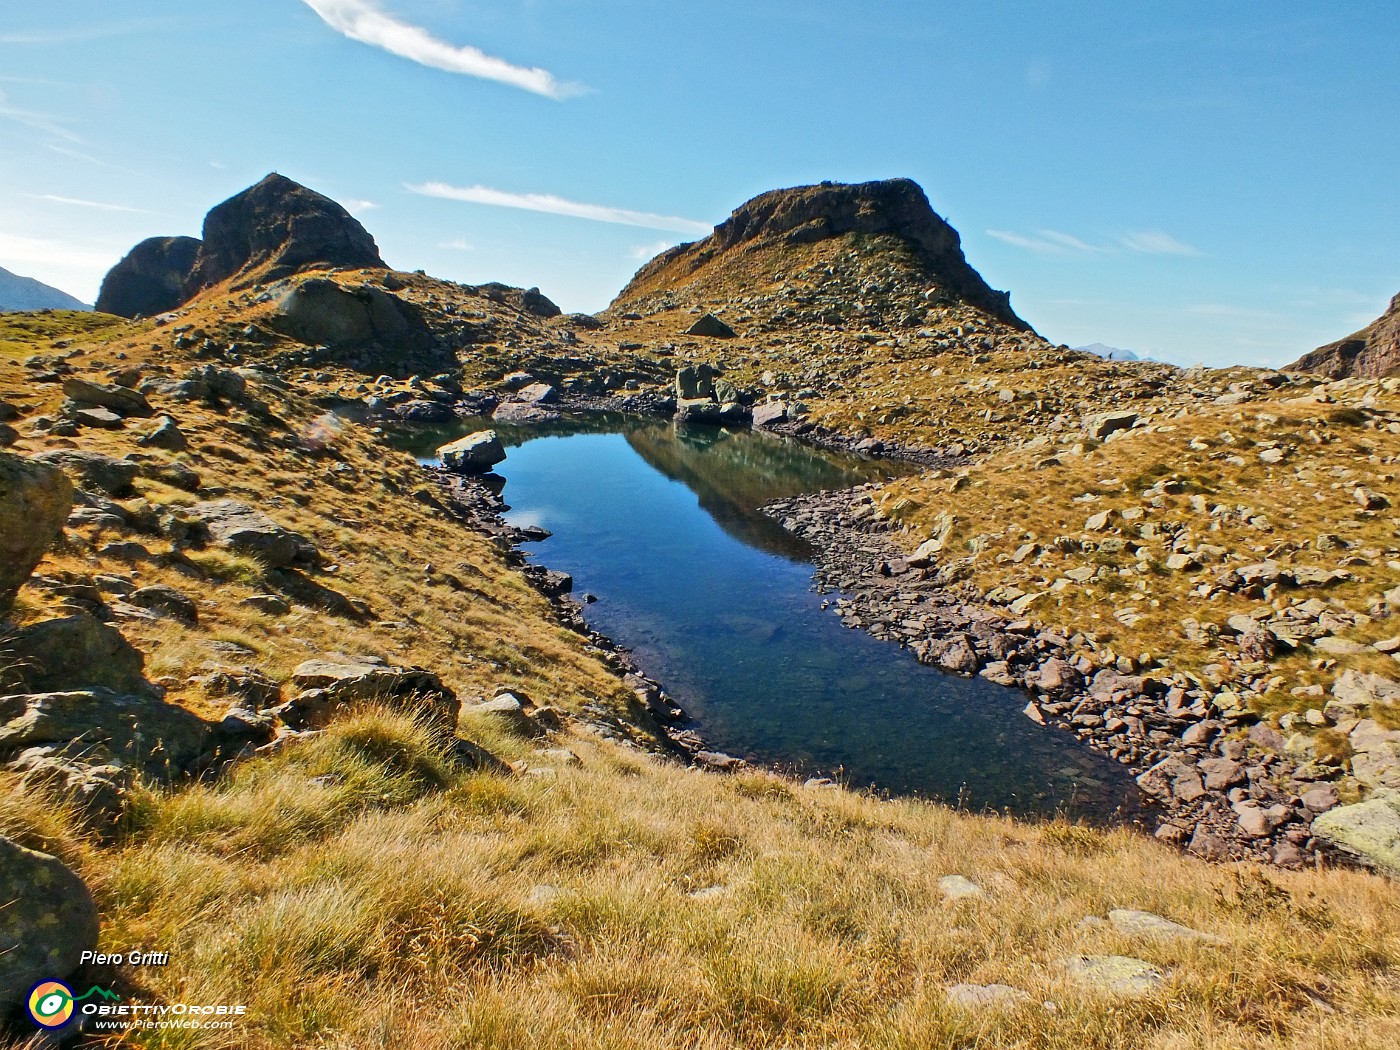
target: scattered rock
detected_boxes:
[29,449,137,497]
[0,835,100,1014]
[281,657,458,732]
[1064,955,1166,995]
[62,376,154,418]
[0,451,74,615]
[1311,789,1400,878]
[191,499,319,568]
[944,983,1032,1010]
[938,874,985,900]
[1,613,149,694]
[1107,909,1224,943]
[438,430,507,474]
[686,313,736,338]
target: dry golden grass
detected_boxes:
[4,714,1398,1049]
[4,288,1400,1049]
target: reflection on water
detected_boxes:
[400,417,1140,821]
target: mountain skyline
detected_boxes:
[1,1,1396,368]
[0,264,89,312]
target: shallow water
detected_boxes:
[404,416,1139,821]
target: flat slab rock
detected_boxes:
[938,874,985,900]
[945,983,1032,1010]
[1064,954,1166,995]
[1108,909,1225,944]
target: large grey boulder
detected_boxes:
[0,836,99,1013]
[29,449,138,497]
[0,452,73,616]
[438,431,506,474]
[1312,789,1400,878]
[0,688,214,777]
[686,313,736,338]
[61,377,154,418]
[1,613,148,695]
[270,278,415,347]
[191,500,318,568]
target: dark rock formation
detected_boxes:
[1289,292,1400,379]
[93,236,201,318]
[614,178,1027,328]
[187,172,385,291]
[94,174,386,318]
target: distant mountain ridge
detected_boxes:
[94,173,386,318]
[1288,292,1400,379]
[0,266,89,312]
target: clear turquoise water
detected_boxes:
[406,417,1139,821]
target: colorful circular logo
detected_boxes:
[27,980,75,1028]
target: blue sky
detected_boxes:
[1,1,1396,367]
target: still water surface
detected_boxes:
[406,416,1139,820]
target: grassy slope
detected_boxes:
[2,297,1399,1048]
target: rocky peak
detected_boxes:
[94,174,386,318]
[613,178,1026,328]
[1289,291,1400,379]
[187,172,385,291]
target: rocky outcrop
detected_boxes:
[93,236,201,318]
[94,173,386,318]
[29,449,137,497]
[1,613,149,695]
[0,836,99,1013]
[1288,292,1400,379]
[0,452,73,616]
[613,178,1026,329]
[189,173,384,290]
[1311,789,1400,878]
[275,656,459,732]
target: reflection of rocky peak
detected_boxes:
[1289,292,1400,379]
[94,173,385,318]
[94,236,200,317]
[613,178,1025,327]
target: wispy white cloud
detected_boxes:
[438,238,473,251]
[33,193,149,214]
[985,228,1103,255]
[300,0,580,99]
[1120,231,1201,256]
[407,182,711,234]
[0,20,170,45]
[342,198,380,215]
[0,88,82,142]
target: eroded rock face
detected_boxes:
[0,836,100,1013]
[93,235,201,318]
[1288,291,1400,379]
[0,452,73,615]
[189,172,385,290]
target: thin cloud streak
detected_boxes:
[0,20,170,45]
[34,194,149,214]
[408,182,711,234]
[1120,231,1201,256]
[300,0,580,99]
[985,228,1101,255]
